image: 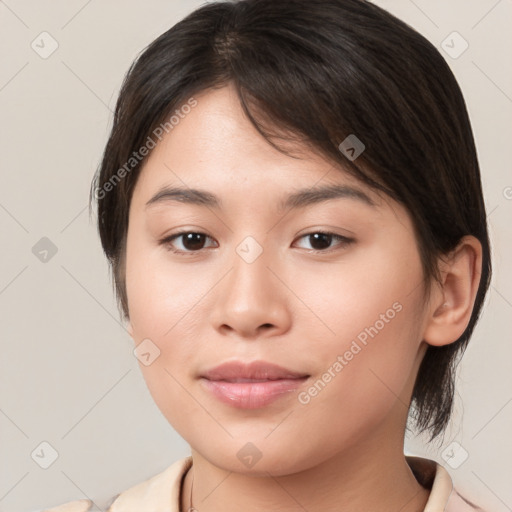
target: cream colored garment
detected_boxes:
[41,455,485,512]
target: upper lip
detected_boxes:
[201,360,309,381]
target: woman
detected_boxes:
[45,0,491,510]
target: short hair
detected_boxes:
[89,0,492,441]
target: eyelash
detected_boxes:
[159,230,354,256]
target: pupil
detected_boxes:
[184,233,205,250]
[310,233,331,250]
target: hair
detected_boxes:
[89,0,491,441]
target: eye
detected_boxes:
[294,231,354,252]
[159,230,354,255]
[160,231,217,254]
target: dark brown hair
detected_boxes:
[89,0,491,441]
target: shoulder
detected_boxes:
[107,456,192,510]
[446,488,487,512]
[39,499,94,512]
[405,455,487,512]
[38,456,192,512]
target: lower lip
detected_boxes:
[200,377,309,409]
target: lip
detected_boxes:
[200,360,310,409]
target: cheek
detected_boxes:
[125,236,208,339]
[294,245,425,423]
[302,241,423,349]
[124,237,220,434]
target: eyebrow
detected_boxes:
[144,184,376,212]
[279,183,376,211]
[145,186,221,210]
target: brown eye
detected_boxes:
[178,233,208,251]
[160,232,216,253]
[307,233,333,250]
[295,231,354,252]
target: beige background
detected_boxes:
[0,0,510,510]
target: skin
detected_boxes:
[124,83,482,512]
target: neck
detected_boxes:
[180,426,430,512]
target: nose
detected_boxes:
[210,242,292,340]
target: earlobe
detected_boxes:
[423,236,483,347]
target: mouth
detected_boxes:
[199,360,310,409]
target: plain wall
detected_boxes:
[0,0,510,510]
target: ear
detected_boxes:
[423,236,483,347]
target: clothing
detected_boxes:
[41,455,484,512]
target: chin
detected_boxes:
[191,436,324,477]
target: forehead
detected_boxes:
[131,84,386,210]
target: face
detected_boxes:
[125,83,431,476]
